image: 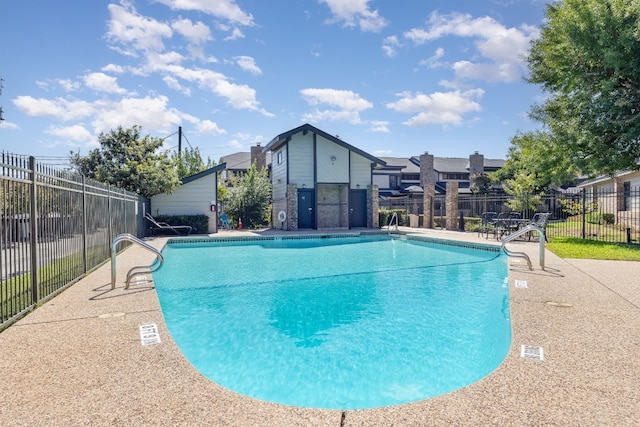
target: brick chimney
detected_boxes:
[469,151,484,178]
[250,143,266,170]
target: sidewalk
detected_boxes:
[1,229,638,426]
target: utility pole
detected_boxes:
[0,78,4,122]
[178,126,182,157]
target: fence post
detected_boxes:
[28,156,39,303]
[108,184,113,243]
[82,176,88,273]
[581,188,586,239]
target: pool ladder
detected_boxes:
[111,233,164,289]
[387,212,399,234]
[500,225,546,271]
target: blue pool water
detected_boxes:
[153,235,510,409]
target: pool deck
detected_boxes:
[1,228,639,426]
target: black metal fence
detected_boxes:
[380,187,640,244]
[1,153,148,329]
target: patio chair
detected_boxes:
[494,212,521,240]
[525,212,551,241]
[478,211,498,239]
[220,214,230,230]
[145,213,193,236]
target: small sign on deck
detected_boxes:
[139,323,161,346]
[514,279,528,288]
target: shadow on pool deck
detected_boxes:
[1,227,638,426]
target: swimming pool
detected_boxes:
[153,234,510,409]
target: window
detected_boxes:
[623,181,631,211]
[277,151,282,165]
[443,173,469,180]
[401,173,420,181]
[389,175,399,189]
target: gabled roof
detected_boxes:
[376,157,419,173]
[433,157,469,173]
[220,152,272,171]
[181,163,226,185]
[370,155,507,175]
[265,123,386,166]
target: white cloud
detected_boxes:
[162,64,272,116]
[419,47,445,69]
[45,124,93,142]
[373,149,393,156]
[386,89,484,127]
[154,0,254,26]
[12,94,209,144]
[368,120,390,133]
[56,79,81,92]
[196,120,226,135]
[0,120,19,130]
[404,12,540,83]
[13,96,95,121]
[90,95,182,135]
[319,0,388,32]
[224,27,245,41]
[171,18,212,45]
[101,64,126,74]
[106,3,173,55]
[300,88,373,124]
[382,35,400,58]
[235,56,262,75]
[83,72,127,94]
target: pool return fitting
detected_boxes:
[500,225,546,271]
[111,233,164,289]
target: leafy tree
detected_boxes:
[526,0,640,177]
[502,171,543,213]
[220,162,271,228]
[70,125,179,197]
[469,173,492,195]
[171,146,215,179]
[494,131,579,191]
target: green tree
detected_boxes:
[220,162,271,229]
[494,131,579,191]
[470,173,492,195]
[171,146,215,179]
[70,125,179,197]
[502,171,543,213]
[526,0,640,177]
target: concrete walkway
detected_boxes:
[1,228,638,426]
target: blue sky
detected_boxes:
[0,0,548,164]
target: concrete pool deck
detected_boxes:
[1,228,638,426]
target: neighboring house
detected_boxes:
[578,169,640,229]
[263,123,386,230]
[150,163,226,233]
[374,152,505,197]
[219,146,271,183]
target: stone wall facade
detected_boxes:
[368,184,379,228]
[250,144,267,171]
[420,152,435,228]
[286,184,298,231]
[446,181,459,230]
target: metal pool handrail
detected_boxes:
[388,212,398,233]
[111,233,164,289]
[501,224,546,271]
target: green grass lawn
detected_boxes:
[547,237,640,261]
